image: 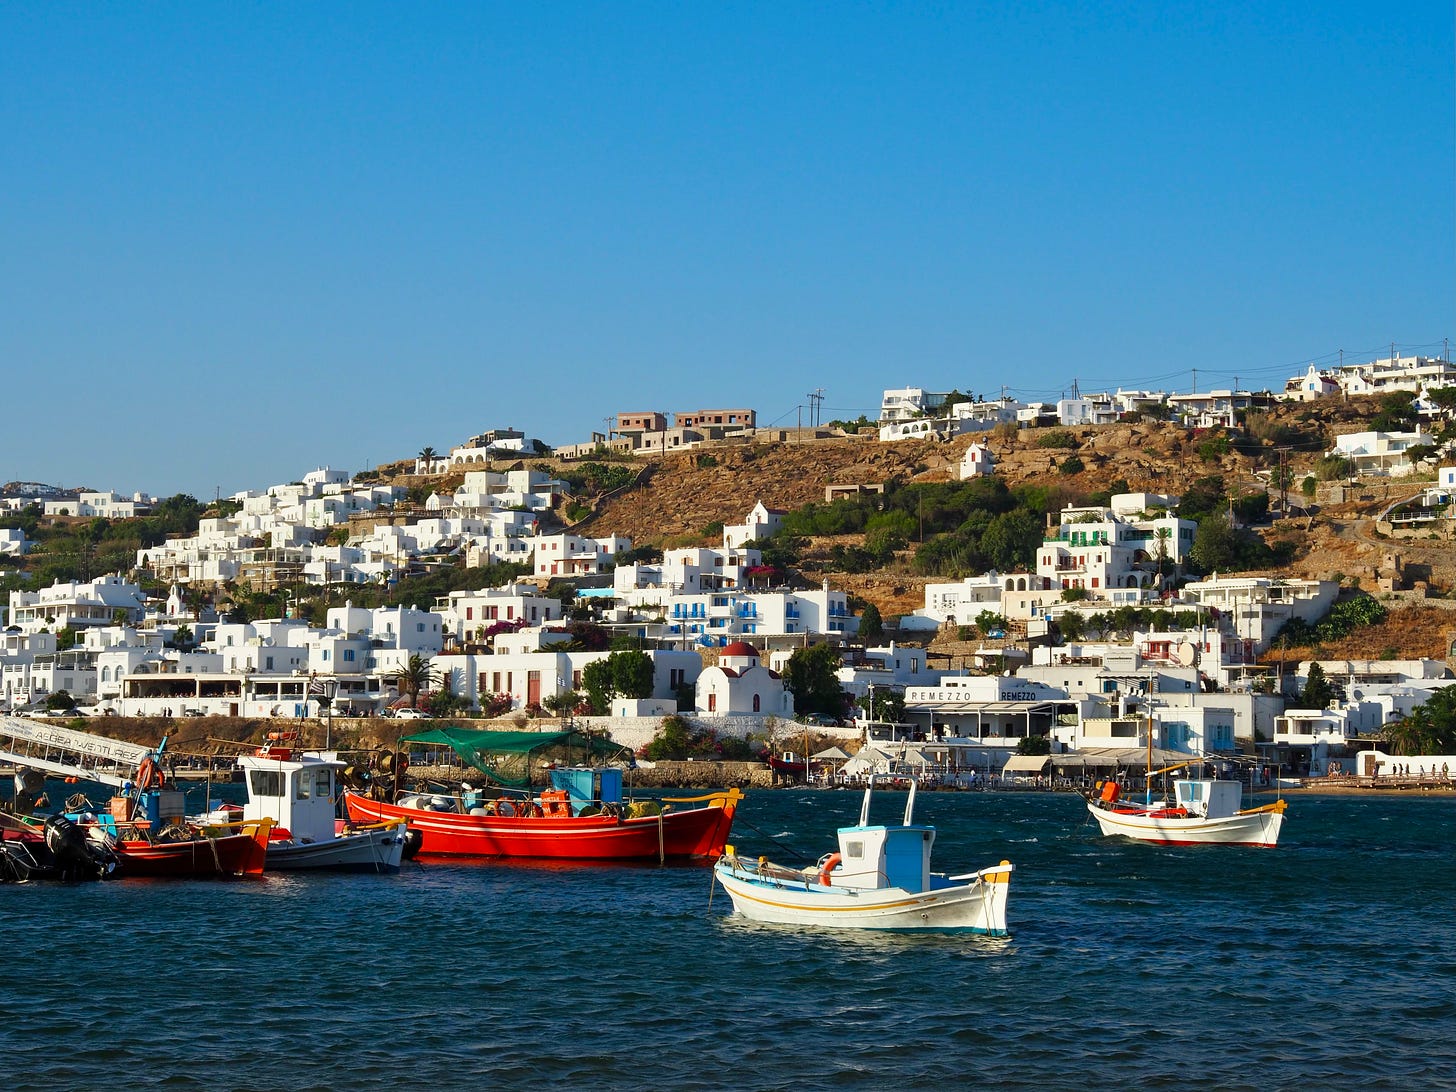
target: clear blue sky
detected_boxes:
[2,2,1452,500]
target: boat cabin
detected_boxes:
[835,782,935,891]
[548,766,624,814]
[238,748,341,842]
[1174,779,1242,819]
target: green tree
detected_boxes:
[1016,734,1051,755]
[783,642,846,719]
[980,510,1043,571]
[857,687,905,722]
[1383,686,1456,755]
[1177,476,1227,522]
[1300,662,1336,710]
[1188,512,1240,572]
[610,650,655,699]
[581,659,614,714]
[975,610,1007,635]
[543,690,583,718]
[858,603,884,641]
[581,650,655,713]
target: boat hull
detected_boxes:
[343,792,738,861]
[713,859,1012,934]
[116,823,272,878]
[265,822,408,872]
[1087,801,1285,847]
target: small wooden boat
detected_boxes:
[86,751,273,877]
[235,745,407,872]
[713,778,1013,933]
[1085,778,1286,847]
[110,819,273,878]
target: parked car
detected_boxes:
[394,708,431,720]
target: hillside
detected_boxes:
[476,398,1453,662]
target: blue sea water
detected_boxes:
[2,786,1453,1092]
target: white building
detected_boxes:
[723,501,785,550]
[1178,576,1339,655]
[917,572,1006,626]
[1036,498,1196,597]
[959,443,994,480]
[1330,430,1435,478]
[7,575,147,635]
[534,532,631,579]
[694,641,794,716]
[1334,354,1456,398]
[1283,365,1342,402]
[436,583,562,643]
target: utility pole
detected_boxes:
[807,388,825,428]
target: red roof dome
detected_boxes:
[720,641,761,659]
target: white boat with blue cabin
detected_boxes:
[713,777,1013,934]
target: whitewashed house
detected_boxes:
[1178,576,1339,655]
[533,532,631,579]
[1036,499,1196,597]
[917,572,1005,626]
[1330,430,1435,477]
[7,575,147,635]
[723,502,786,550]
[959,443,994,480]
[1283,365,1341,402]
[437,583,562,643]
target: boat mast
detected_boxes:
[1146,711,1154,806]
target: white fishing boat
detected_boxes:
[236,746,408,872]
[1085,717,1287,847]
[713,777,1013,934]
[1085,777,1286,847]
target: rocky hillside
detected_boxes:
[379,395,1455,660]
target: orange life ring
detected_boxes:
[818,852,842,886]
[135,757,163,791]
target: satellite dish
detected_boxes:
[1176,641,1198,666]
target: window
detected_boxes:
[343,649,355,662]
[250,770,283,797]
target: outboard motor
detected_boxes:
[43,814,115,881]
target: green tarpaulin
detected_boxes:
[399,726,626,787]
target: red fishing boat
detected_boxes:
[112,820,273,878]
[342,727,742,862]
[99,751,274,877]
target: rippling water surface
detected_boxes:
[2,787,1452,1091]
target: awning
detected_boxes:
[1077,747,1198,767]
[812,746,851,761]
[906,700,1056,714]
[1003,754,1050,773]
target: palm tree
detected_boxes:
[392,654,437,709]
[417,446,438,471]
